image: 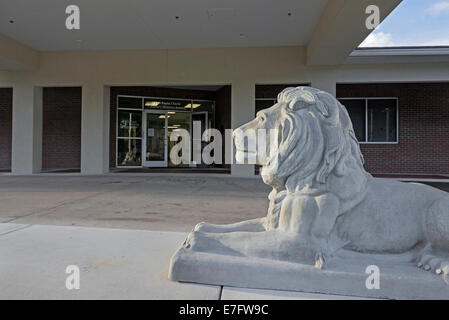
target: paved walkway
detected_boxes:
[0,174,270,232]
[0,222,362,299]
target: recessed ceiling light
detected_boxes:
[184,103,201,109]
[76,39,82,42]
[145,101,160,107]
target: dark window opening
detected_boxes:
[338,98,397,143]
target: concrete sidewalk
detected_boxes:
[0,222,362,300]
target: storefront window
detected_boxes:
[117,139,142,166]
[167,111,191,167]
[144,98,190,111]
[118,96,142,109]
[117,110,142,138]
[117,95,216,167]
[117,98,143,166]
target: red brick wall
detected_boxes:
[42,87,81,170]
[0,88,12,171]
[337,83,449,174]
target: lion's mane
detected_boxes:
[262,87,366,193]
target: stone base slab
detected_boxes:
[169,247,449,300]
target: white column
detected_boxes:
[311,79,336,96]
[81,84,110,174]
[231,80,255,177]
[11,84,42,174]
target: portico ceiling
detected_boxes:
[0,0,402,69]
[0,0,328,50]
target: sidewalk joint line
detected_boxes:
[2,191,107,223]
[0,224,33,237]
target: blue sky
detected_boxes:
[360,0,449,47]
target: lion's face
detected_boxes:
[233,86,365,191]
[233,102,286,167]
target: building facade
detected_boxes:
[0,1,448,177]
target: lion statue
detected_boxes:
[183,86,449,279]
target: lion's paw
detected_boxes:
[416,247,449,283]
[310,237,330,269]
[314,252,326,269]
[182,230,205,251]
[193,221,207,232]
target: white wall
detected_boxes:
[231,80,255,177]
[11,83,42,174]
[81,84,110,174]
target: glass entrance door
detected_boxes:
[167,111,191,167]
[191,112,208,167]
[143,111,168,167]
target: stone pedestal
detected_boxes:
[169,245,449,300]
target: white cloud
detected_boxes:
[426,1,449,15]
[359,32,395,47]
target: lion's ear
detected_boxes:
[288,91,316,111]
[314,101,329,117]
[315,92,338,117]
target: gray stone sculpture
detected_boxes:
[169,86,449,299]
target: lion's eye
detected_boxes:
[259,115,266,122]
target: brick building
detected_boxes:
[0,1,448,176]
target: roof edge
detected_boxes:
[352,46,449,56]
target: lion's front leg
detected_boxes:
[193,217,267,233]
[184,229,322,265]
[310,193,341,268]
[277,193,341,268]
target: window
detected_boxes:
[367,99,397,142]
[255,99,276,115]
[338,98,398,143]
[341,99,366,141]
[118,96,142,109]
[117,109,143,166]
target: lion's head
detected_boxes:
[234,86,366,191]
